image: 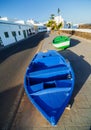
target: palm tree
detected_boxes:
[46,9,63,32]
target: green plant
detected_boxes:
[46,20,63,31]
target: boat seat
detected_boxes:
[26,66,70,85]
[27,66,69,79]
[30,87,71,96]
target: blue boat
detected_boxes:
[24,50,74,126]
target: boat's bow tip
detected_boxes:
[50,116,57,126]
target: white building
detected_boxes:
[54,15,64,25]
[0,17,35,46]
[27,19,47,33]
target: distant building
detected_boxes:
[27,19,47,33]
[54,15,64,25]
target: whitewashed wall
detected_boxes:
[0,21,34,46]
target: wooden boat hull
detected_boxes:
[24,50,74,126]
[52,36,70,49]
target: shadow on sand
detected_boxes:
[70,38,80,48]
[0,84,24,130]
[58,49,91,106]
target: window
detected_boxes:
[18,31,21,35]
[12,31,16,37]
[4,32,9,38]
[0,37,3,45]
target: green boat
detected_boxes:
[52,36,70,49]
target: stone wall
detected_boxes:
[61,30,91,40]
[78,24,91,29]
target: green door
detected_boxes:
[23,30,26,38]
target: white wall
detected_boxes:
[0,22,34,46]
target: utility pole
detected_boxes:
[57,8,61,25]
[58,8,60,16]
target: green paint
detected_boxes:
[53,36,70,44]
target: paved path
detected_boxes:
[0,32,45,130]
[11,32,91,130]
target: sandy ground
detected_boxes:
[11,32,91,130]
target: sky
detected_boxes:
[0,0,91,24]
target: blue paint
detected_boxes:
[24,50,74,126]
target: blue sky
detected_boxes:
[0,0,91,24]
